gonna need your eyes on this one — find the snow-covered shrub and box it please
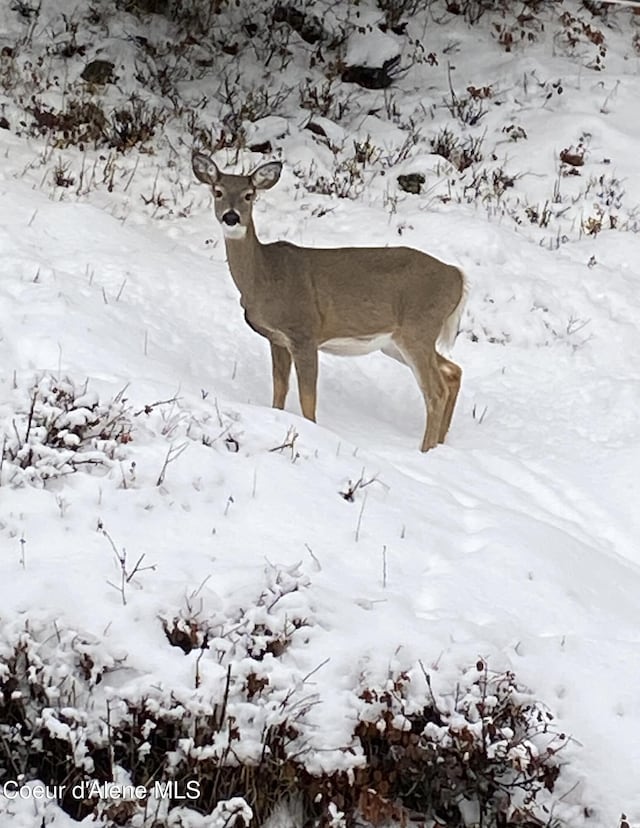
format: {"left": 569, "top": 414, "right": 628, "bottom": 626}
{"left": 110, "top": 563, "right": 318, "bottom": 820}
{"left": 26, "top": 94, "right": 166, "bottom": 152}
{"left": 0, "top": 618, "right": 118, "bottom": 820}
{"left": 0, "top": 375, "right": 132, "bottom": 487}
{"left": 353, "top": 661, "right": 568, "bottom": 828}
{"left": 0, "top": 564, "right": 577, "bottom": 827}
{"left": 555, "top": 7, "right": 607, "bottom": 71}
{"left": 0, "top": 564, "right": 316, "bottom": 822}
{"left": 162, "top": 560, "right": 310, "bottom": 658}
{"left": 295, "top": 157, "right": 368, "bottom": 200}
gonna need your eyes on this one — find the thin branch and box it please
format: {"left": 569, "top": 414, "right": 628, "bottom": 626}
{"left": 134, "top": 396, "right": 181, "bottom": 417}
{"left": 156, "top": 441, "right": 188, "bottom": 486}
{"left": 355, "top": 491, "right": 368, "bottom": 542}
{"left": 302, "top": 657, "right": 330, "bottom": 684}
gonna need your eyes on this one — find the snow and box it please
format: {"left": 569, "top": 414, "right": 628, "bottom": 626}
{"left": 0, "top": 1, "right": 639, "bottom": 826}
{"left": 345, "top": 29, "right": 401, "bottom": 68}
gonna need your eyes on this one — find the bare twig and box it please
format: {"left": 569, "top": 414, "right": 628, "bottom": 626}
{"left": 340, "top": 468, "right": 381, "bottom": 501}
{"left": 269, "top": 426, "right": 299, "bottom": 460}
{"left": 214, "top": 664, "right": 232, "bottom": 729}
{"left": 472, "top": 403, "right": 488, "bottom": 424}
{"left": 194, "top": 632, "right": 210, "bottom": 689}
{"left": 133, "top": 395, "right": 181, "bottom": 416}
{"left": 305, "top": 542, "right": 321, "bottom": 571}
{"left": 102, "top": 528, "right": 156, "bottom": 605}
{"left": 355, "top": 491, "right": 368, "bottom": 542}
{"left": 0, "top": 433, "right": 6, "bottom": 482}
{"left": 115, "top": 278, "right": 127, "bottom": 302}
{"left": 156, "top": 441, "right": 188, "bottom": 486}
{"left": 301, "top": 657, "right": 330, "bottom": 684}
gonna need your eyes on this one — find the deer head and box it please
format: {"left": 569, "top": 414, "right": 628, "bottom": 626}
{"left": 192, "top": 153, "right": 282, "bottom": 239}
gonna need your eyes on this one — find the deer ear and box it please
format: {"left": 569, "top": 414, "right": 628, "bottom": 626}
{"left": 250, "top": 161, "right": 282, "bottom": 190}
{"left": 192, "top": 153, "right": 220, "bottom": 186}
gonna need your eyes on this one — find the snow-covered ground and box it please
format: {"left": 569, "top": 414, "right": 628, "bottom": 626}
{"left": 0, "top": 1, "right": 639, "bottom": 826}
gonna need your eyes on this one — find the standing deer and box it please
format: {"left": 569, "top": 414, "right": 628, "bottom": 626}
{"left": 192, "top": 153, "right": 467, "bottom": 451}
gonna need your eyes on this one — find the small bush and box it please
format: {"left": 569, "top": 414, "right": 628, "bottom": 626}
{"left": 444, "top": 84, "right": 489, "bottom": 126}
{"left": 0, "top": 617, "right": 118, "bottom": 820}
{"left": 431, "top": 127, "right": 484, "bottom": 171}
{"left": 0, "top": 375, "right": 132, "bottom": 487}
{"left": 463, "top": 165, "right": 516, "bottom": 203}
{"left": 556, "top": 9, "right": 607, "bottom": 70}
{"left": 354, "top": 661, "right": 567, "bottom": 828}
{"left": 25, "top": 94, "right": 165, "bottom": 152}
{"left": 108, "top": 96, "right": 166, "bottom": 152}
{"left": 28, "top": 98, "right": 108, "bottom": 149}
{"left": 300, "top": 78, "right": 351, "bottom": 122}
{"left": 295, "top": 156, "right": 368, "bottom": 200}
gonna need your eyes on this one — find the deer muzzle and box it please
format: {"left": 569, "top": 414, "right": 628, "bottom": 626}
{"left": 222, "top": 210, "right": 240, "bottom": 226}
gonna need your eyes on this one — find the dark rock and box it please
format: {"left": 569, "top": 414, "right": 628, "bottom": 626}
{"left": 341, "top": 55, "right": 401, "bottom": 90}
{"left": 304, "top": 121, "right": 327, "bottom": 138}
{"left": 249, "top": 141, "right": 273, "bottom": 154}
{"left": 397, "top": 173, "right": 426, "bottom": 195}
{"left": 81, "top": 60, "right": 115, "bottom": 85}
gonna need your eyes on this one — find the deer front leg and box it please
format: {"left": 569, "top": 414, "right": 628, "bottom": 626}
{"left": 270, "top": 343, "right": 292, "bottom": 409}
{"left": 291, "top": 343, "right": 318, "bottom": 422}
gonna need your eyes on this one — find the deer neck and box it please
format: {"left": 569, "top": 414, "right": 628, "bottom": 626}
{"left": 223, "top": 219, "right": 266, "bottom": 300}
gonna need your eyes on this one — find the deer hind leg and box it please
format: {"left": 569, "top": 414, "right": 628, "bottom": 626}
{"left": 291, "top": 342, "right": 318, "bottom": 422}
{"left": 436, "top": 354, "right": 462, "bottom": 444}
{"left": 395, "top": 339, "right": 448, "bottom": 452}
{"left": 270, "top": 343, "right": 292, "bottom": 410}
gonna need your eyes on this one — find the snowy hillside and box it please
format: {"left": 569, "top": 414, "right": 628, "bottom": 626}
{"left": 0, "top": 1, "right": 639, "bottom": 827}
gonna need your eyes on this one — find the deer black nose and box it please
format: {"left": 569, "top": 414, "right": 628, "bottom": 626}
{"left": 222, "top": 210, "right": 240, "bottom": 226}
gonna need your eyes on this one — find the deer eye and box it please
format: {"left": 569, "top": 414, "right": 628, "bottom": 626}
{"left": 214, "top": 188, "right": 223, "bottom": 199}
{"left": 243, "top": 191, "right": 254, "bottom": 202}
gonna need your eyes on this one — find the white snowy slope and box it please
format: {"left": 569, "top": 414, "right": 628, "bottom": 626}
{"left": 0, "top": 2, "right": 640, "bottom": 827}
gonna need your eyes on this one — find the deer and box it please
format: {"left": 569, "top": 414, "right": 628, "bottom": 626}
{"left": 192, "top": 153, "right": 467, "bottom": 452}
